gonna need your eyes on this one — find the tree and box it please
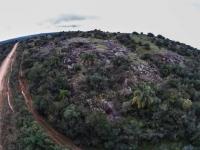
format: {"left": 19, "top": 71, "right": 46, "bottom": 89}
{"left": 132, "top": 90, "right": 144, "bottom": 109}
{"left": 147, "top": 33, "right": 155, "bottom": 37}
{"left": 132, "top": 85, "right": 160, "bottom": 109}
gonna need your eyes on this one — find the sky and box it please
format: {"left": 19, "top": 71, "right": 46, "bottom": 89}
{"left": 0, "top": 0, "right": 199, "bottom": 49}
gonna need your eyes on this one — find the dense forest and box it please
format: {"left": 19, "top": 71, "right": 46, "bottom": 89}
{"left": 1, "top": 30, "right": 200, "bottom": 150}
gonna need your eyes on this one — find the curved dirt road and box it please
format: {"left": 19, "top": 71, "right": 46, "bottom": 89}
{"left": 0, "top": 43, "right": 18, "bottom": 110}
{"left": 0, "top": 43, "right": 18, "bottom": 150}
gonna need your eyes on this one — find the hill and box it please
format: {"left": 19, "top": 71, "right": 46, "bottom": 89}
{"left": 1, "top": 30, "right": 200, "bottom": 150}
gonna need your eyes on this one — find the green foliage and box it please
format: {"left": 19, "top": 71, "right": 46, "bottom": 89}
{"left": 34, "top": 98, "right": 49, "bottom": 116}
{"left": 181, "top": 99, "right": 192, "bottom": 110}
{"left": 28, "top": 62, "right": 43, "bottom": 82}
{"left": 86, "top": 73, "right": 109, "bottom": 92}
{"left": 80, "top": 52, "right": 96, "bottom": 66}
{"left": 194, "top": 80, "right": 200, "bottom": 91}
{"left": 143, "top": 43, "right": 151, "bottom": 50}
{"left": 20, "top": 121, "right": 62, "bottom": 150}
{"left": 58, "top": 89, "right": 69, "bottom": 101}
{"left": 50, "top": 56, "right": 60, "bottom": 67}
{"left": 112, "top": 56, "right": 130, "bottom": 67}
{"left": 132, "top": 84, "right": 160, "bottom": 109}
{"left": 132, "top": 90, "right": 144, "bottom": 109}
{"left": 11, "top": 90, "right": 63, "bottom": 150}
{"left": 116, "top": 34, "right": 136, "bottom": 50}
{"left": 6, "top": 30, "right": 200, "bottom": 150}
{"left": 63, "top": 104, "right": 81, "bottom": 120}
{"left": 86, "top": 112, "right": 112, "bottom": 138}
{"left": 72, "top": 64, "right": 81, "bottom": 72}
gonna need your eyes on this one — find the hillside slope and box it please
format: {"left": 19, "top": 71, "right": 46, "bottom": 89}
{"left": 1, "top": 30, "right": 200, "bottom": 150}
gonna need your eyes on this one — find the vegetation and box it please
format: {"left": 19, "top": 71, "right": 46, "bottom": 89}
{"left": 1, "top": 30, "right": 200, "bottom": 150}
{"left": 132, "top": 84, "right": 160, "bottom": 109}
{"left": 3, "top": 51, "right": 65, "bottom": 150}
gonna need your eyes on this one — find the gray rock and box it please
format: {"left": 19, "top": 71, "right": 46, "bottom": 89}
{"left": 122, "top": 101, "right": 132, "bottom": 112}
{"left": 115, "top": 52, "right": 124, "bottom": 56}
{"left": 120, "top": 87, "right": 132, "bottom": 96}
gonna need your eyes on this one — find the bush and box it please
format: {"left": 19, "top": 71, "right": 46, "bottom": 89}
{"left": 181, "top": 99, "right": 192, "bottom": 110}
{"left": 86, "top": 73, "right": 109, "bottom": 92}
{"left": 72, "top": 64, "right": 81, "bottom": 72}
{"left": 147, "top": 33, "right": 155, "bottom": 37}
{"left": 116, "top": 34, "right": 136, "bottom": 50}
{"left": 112, "top": 56, "right": 130, "bottom": 70}
{"left": 58, "top": 89, "right": 69, "bottom": 101}
{"left": 132, "top": 84, "right": 160, "bottom": 109}
{"left": 63, "top": 104, "right": 81, "bottom": 120}
{"left": 28, "top": 62, "right": 43, "bottom": 82}
{"left": 157, "top": 35, "right": 165, "bottom": 39}
{"left": 80, "top": 52, "right": 96, "bottom": 66}
{"left": 34, "top": 98, "right": 49, "bottom": 116}
{"left": 143, "top": 43, "right": 151, "bottom": 50}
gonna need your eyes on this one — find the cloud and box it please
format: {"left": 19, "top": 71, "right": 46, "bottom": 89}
{"left": 192, "top": 2, "right": 200, "bottom": 10}
{"left": 49, "top": 14, "right": 97, "bottom": 25}
{"left": 57, "top": 24, "right": 80, "bottom": 28}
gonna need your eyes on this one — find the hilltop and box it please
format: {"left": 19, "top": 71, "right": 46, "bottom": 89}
{"left": 0, "top": 30, "right": 200, "bottom": 150}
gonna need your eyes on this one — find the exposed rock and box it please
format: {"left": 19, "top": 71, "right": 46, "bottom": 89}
{"left": 114, "top": 52, "right": 124, "bottom": 56}
{"left": 122, "top": 101, "right": 132, "bottom": 113}
{"left": 131, "top": 62, "right": 162, "bottom": 83}
{"left": 155, "top": 50, "right": 185, "bottom": 65}
{"left": 119, "top": 87, "right": 132, "bottom": 96}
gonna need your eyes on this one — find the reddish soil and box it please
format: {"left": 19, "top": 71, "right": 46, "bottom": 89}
{"left": 0, "top": 43, "right": 18, "bottom": 150}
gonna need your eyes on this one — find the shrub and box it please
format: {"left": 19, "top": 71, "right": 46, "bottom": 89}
{"left": 181, "top": 99, "right": 192, "bottom": 110}
{"left": 158, "top": 64, "right": 173, "bottom": 77}
{"left": 27, "top": 62, "right": 43, "bottom": 82}
{"left": 116, "top": 34, "right": 136, "bottom": 50}
{"left": 58, "top": 89, "right": 69, "bottom": 101}
{"left": 147, "top": 33, "right": 155, "bottom": 37}
{"left": 63, "top": 104, "right": 81, "bottom": 120}
{"left": 157, "top": 35, "right": 165, "bottom": 39}
{"left": 20, "top": 121, "right": 62, "bottom": 150}
{"left": 132, "top": 90, "right": 144, "bottom": 109}
{"left": 80, "top": 52, "right": 96, "bottom": 66}
{"left": 112, "top": 56, "right": 130, "bottom": 70}
{"left": 72, "top": 64, "right": 81, "bottom": 72}
{"left": 143, "top": 43, "right": 151, "bottom": 50}
{"left": 34, "top": 98, "right": 49, "bottom": 116}
{"left": 194, "top": 80, "right": 200, "bottom": 90}
{"left": 86, "top": 73, "right": 109, "bottom": 92}
{"left": 132, "top": 84, "right": 160, "bottom": 109}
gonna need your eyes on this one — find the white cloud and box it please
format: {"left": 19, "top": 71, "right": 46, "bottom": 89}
{"left": 192, "top": 2, "right": 200, "bottom": 10}
{"left": 0, "top": 0, "right": 199, "bottom": 49}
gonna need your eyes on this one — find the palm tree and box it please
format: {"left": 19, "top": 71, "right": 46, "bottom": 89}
{"left": 132, "top": 90, "right": 144, "bottom": 109}
{"left": 59, "top": 89, "right": 69, "bottom": 101}
{"left": 132, "top": 85, "right": 157, "bottom": 109}
{"left": 80, "top": 53, "right": 96, "bottom": 66}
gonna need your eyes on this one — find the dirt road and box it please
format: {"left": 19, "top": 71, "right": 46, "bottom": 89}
{"left": 0, "top": 43, "right": 18, "bottom": 110}
{"left": 0, "top": 43, "right": 18, "bottom": 150}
